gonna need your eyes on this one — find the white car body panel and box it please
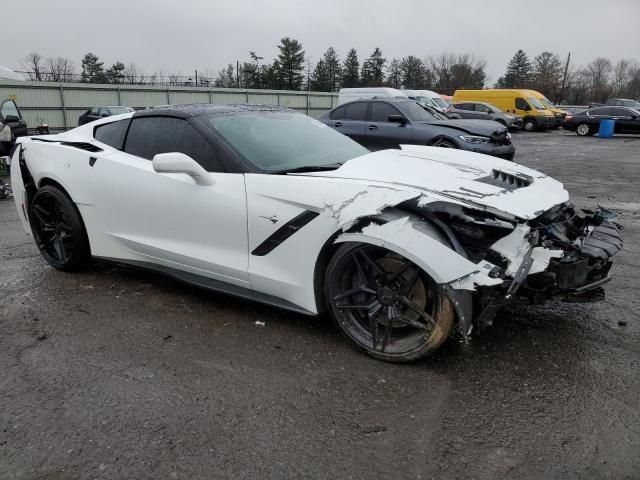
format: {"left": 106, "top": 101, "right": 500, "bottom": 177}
{"left": 11, "top": 113, "right": 577, "bottom": 317}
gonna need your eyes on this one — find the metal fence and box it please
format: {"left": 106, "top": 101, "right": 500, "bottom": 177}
{"left": 0, "top": 81, "right": 338, "bottom": 131}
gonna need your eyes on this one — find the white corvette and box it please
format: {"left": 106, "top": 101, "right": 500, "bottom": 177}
{"left": 10, "top": 105, "right": 622, "bottom": 362}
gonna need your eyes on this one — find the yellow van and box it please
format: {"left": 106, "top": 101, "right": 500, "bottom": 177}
{"left": 528, "top": 91, "right": 568, "bottom": 127}
{"left": 453, "top": 89, "right": 556, "bottom": 131}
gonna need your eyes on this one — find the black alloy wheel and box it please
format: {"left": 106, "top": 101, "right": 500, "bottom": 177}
{"left": 29, "top": 185, "right": 91, "bottom": 271}
{"left": 325, "top": 243, "right": 455, "bottom": 362}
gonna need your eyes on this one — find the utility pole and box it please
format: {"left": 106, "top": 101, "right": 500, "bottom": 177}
{"left": 236, "top": 60, "right": 240, "bottom": 88}
{"left": 559, "top": 52, "right": 571, "bottom": 104}
{"left": 195, "top": 70, "right": 198, "bottom": 86}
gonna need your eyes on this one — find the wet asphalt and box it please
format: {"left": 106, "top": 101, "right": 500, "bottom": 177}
{"left": 0, "top": 130, "right": 639, "bottom": 480}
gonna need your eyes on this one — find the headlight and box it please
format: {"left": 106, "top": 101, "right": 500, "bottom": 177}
{"left": 459, "top": 135, "right": 490, "bottom": 144}
{"left": 0, "top": 124, "right": 11, "bottom": 143}
{"left": 506, "top": 132, "right": 512, "bottom": 140}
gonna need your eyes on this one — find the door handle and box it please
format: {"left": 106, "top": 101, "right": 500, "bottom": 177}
{"left": 334, "top": 122, "right": 342, "bottom": 127}
{"left": 368, "top": 125, "right": 378, "bottom": 131}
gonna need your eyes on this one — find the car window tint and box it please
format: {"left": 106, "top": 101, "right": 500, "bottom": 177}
{"left": 343, "top": 102, "right": 368, "bottom": 121}
{"left": 590, "top": 107, "right": 612, "bottom": 116}
{"left": 124, "top": 116, "right": 223, "bottom": 172}
{"left": 94, "top": 119, "right": 130, "bottom": 150}
{"left": 515, "top": 98, "right": 529, "bottom": 110}
{"left": 370, "top": 102, "right": 402, "bottom": 122}
{"left": 90, "top": 107, "right": 99, "bottom": 115}
{"left": 610, "top": 107, "right": 631, "bottom": 116}
{"left": 1, "top": 100, "right": 20, "bottom": 119}
{"left": 331, "top": 106, "right": 346, "bottom": 120}
{"left": 475, "top": 104, "right": 490, "bottom": 113}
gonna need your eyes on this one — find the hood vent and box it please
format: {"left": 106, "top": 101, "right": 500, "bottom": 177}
{"left": 476, "top": 169, "right": 533, "bottom": 191}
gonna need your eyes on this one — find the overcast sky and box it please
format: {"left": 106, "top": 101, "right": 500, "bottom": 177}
{"left": 6, "top": 0, "right": 639, "bottom": 83}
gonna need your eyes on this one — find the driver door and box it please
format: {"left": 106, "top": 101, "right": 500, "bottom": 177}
{"left": 89, "top": 116, "right": 249, "bottom": 286}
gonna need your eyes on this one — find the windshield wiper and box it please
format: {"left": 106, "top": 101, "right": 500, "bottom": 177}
{"left": 274, "top": 163, "right": 343, "bottom": 174}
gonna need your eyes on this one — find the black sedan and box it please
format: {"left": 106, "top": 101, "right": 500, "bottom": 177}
{"left": 78, "top": 106, "right": 134, "bottom": 126}
{"left": 318, "top": 99, "right": 515, "bottom": 161}
{"left": 563, "top": 106, "right": 640, "bottom": 136}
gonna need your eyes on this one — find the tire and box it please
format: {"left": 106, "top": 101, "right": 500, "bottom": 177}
{"left": 523, "top": 118, "right": 537, "bottom": 132}
{"left": 431, "top": 137, "right": 457, "bottom": 149}
{"left": 324, "top": 243, "right": 455, "bottom": 362}
{"left": 29, "top": 185, "right": 91, "bottom": 271}
{"left": 576, "top": 123, "right": 593, "bottom": 136}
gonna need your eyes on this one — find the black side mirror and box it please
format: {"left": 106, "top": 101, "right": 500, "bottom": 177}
{"left": 388, "top": 115, "right": 406, "bottom": 124}
{"left": 3, "top": 114, "right": 19, "bottom": 123}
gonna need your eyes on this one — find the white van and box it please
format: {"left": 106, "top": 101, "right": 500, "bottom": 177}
{"left": 403, "top": 90, "right": 449, "bottom": 112}
{"left": 337, "top": 87, "right": 408, "bottom": 105}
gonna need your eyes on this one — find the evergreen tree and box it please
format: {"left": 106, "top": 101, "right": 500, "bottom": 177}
{"left": 500, "top": 49, "right": 532, "bottom": 88}
{"left": 322, "top": 47, "right": 341, "bottom": 92}
{"left": 310, "top": 59, "right": 331, "bottom": 91}
{"left": 387, "top": 58, "right": 402, "bottom": 88}
{"left": 400, "top": 56, "right": 426, "bottom": 88}
{"left": 275, "top": 37, "right": 305, "bottom": 90}
{"left": 342, "top": 48, "right": 360, "bottom": 88}
{"left": 106, "top": 61, "right": 125, "bottom": 84}
{"left": 361, "top": 48, "right": 386, "bottom": 86}
{"left": 532, "top": 51, "right": 563, "bottom": 98}
{"left": 81, "top": 53, "right": 105, "bottom": 83}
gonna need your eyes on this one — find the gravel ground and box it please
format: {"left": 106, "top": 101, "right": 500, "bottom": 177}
{"left": 1, "top": 130, "right": 639, "bottom": 480}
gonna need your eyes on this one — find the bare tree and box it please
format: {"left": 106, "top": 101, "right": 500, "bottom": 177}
{"left": 612, "top": 59, "right": 633, "bottom": 96}
{"left": 585, "top": 57, "right": 613, "bottom": 102}
{"left": 22, "top": 52, "right": 45, "bottom": 81}
{"left": 46, "top": 57, "right": 75, "bottom": 82}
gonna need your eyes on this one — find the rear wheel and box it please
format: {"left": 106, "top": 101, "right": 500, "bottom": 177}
{"left": 325, "top": 243, "right": 455, "bottom": 362}
{"left": 576, "top": 123, "right": 593, "bottom": 136}
{"left": 29, "top": 185, "right": 91, "bottom": 271}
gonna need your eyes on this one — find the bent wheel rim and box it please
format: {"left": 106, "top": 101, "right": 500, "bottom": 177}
{"left": 31, "top": 193, "right": 75, "bottom": 264}
{"left": 331, "top": 246, "right": 446, "bottom": 356}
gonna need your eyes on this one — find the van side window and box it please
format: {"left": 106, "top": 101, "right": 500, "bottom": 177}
{"left": 515, "top": 98, "right": 529, "bottom": 110}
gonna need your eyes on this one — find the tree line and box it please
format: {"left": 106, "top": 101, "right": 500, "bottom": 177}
{"left": 19, "top": 40, "right": 640, "bottom": 104}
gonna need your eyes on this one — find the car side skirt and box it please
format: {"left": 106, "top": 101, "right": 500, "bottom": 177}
{"left": 95, "top": 256, "right": 317, "bottom": 316}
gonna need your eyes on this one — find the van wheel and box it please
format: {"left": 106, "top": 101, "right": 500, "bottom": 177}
{"left": 523, "top": 118, "right": 537, "bottom": 131}
{"left": 576, "top": 123, "right": 593, "bottom": 136}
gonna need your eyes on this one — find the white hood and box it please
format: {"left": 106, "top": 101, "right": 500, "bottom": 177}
{"left": 302, "top": 145, "right": 568, "bottom": 220}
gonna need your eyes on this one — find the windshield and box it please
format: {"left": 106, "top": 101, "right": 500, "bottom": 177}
{"left": 401, "top": 102, "right": 442, "bottom": 121}
{"left": 202, "top": 111, "right": 368, "bottom": 172}
{"left": 109, "top": 107, "right": 134, "bottom": 114}
{"left": 414, "top": 96, "right": 438, "bottom": 108}
{"left": 527, "top": 97, "right": 546, "bottom": 110}
{"left": 621, "top": 99, "right": 640, "bottom": 107}
{"left": 431, "top": 97, "right": 449, "bottom": 109}
{"left": 539, "top": 96, "right": 556, "bottom": 109}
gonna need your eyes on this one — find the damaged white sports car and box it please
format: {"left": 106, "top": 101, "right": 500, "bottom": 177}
{"left": 10, "top": 105, "right": 622, "bottom": 362}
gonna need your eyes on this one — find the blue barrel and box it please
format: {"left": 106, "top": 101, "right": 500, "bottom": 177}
{"left": 599, "top": 119, "right": 615, "bottom": 138}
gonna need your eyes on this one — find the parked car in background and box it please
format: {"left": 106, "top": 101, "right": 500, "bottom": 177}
{"left": 446, "top": 101, "right": 522, "bottom": 130}
{"left": 78, "top": 106, "right": 135, "bottom": 125}
{"left": 0, "top": 98, "right": 27, "bottom": 157}
{"left": 605, "top": 98, "right": 640, "bottom": 108}
{"left": 453, "top": 89, "right": 555, "bottom": 131}
{"left": 563, "top": 106, "right": 640, "bottom": 136}
{"left": 318, "top": 98, "right": 515, "bottom": 160}
{"left": 337, "top": 88, "right": 407, "bottom": 105}
{"left": 403, "top": 90, "right": 450, "bottom": 113}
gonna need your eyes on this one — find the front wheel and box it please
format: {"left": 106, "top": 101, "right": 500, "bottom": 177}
{"left": 325, "top": 243, "right": 455, "bottom": 362}
{"left": 29, "top": 185, "right": 91, "bottom": 271}
{"left": 523, "top": 118, "right": 537, "bottom": 132}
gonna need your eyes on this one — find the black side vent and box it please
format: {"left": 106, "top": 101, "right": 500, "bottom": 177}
{"left": 476, "top": 169, "right": 533, "bottom": 191}
{"left": 60, "top": 141, "right": 103, "bottom": 152}
{"left": 252, "top": 211, "right": 319, "bottom": 256}
{"left": 31, "top": 137, "right": 103, "bottom": 153}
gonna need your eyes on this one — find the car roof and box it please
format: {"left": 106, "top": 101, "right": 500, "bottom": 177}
{"left": 133, "top": 103, "right": 291, "bottom": 119}
{"left": 338, "top": 98, "right": 414, "bottom": 106}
